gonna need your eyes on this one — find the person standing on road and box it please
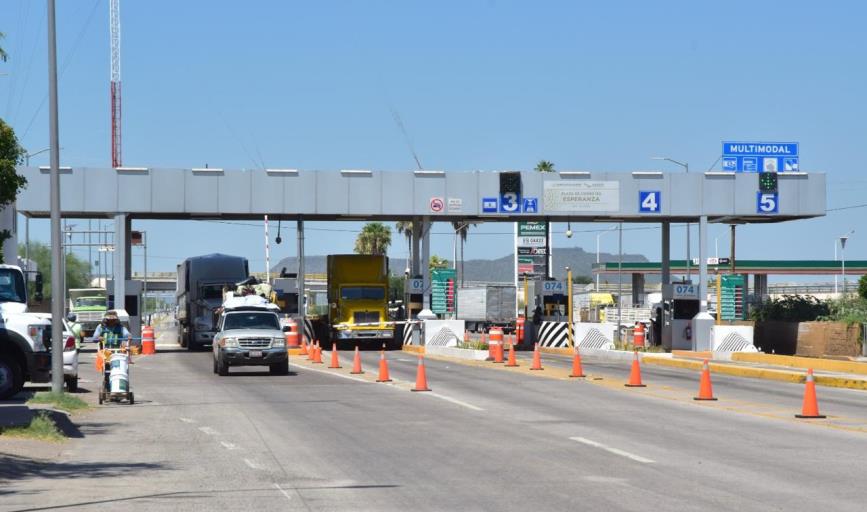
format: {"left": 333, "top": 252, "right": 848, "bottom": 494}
{"left": 92, "top": 310, "right": 131, "bottom": 349}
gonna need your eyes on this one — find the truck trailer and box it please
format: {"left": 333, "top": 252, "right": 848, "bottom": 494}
{"left": 176, "top": 254, "right": 249, "bottom": 350}
{"left": 457, "top": 284, "right": 517, "bottom": 333}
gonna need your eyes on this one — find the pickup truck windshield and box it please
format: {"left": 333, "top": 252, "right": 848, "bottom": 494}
{"left": 74, "top": 297, "right": 106, "bottom": 308}
{"left": 340, "top": 287, "right": 385, "bottom": 300}
{"left": 223, "top": 312, "right": 280, "bottom": 331}
{"left": 0, "top": 269, "right": 26, "bottom": 304}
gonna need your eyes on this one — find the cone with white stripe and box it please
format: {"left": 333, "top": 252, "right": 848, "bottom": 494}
{"left": 795, "top": 369, "right": 826, "bottom": 419}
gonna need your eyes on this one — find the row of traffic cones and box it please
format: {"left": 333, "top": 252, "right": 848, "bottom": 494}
{"left": 298, "top": 338, "right": 824, "bottom": 419}
{"left": 299, "top": 339, "right": 430, "bottom": 391}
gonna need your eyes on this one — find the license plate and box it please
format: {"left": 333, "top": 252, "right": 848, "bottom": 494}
{"left": 249, "top": 350, "right": 263, "bottom": 358}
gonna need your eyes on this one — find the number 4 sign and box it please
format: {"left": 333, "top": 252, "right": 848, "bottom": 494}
{"left": 639, "top": 191, "right": 661, "bottom": 213}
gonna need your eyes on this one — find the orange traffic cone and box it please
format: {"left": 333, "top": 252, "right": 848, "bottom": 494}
{"left": 694, "top": 359, "right": 717, "bottom": 400}
{"left": 299, "top": 340, "right": 309, "bottom": 356}
{"left": 493, "top": 339, "right": 504, "bottom": 363}
{"left": 411, "top": 355, "right": 431, "bottom": 392}
{"left": 505, "top": 342, "right": 519, "bottom": 367}
{"left": 329, "top": 343, "right": 342, "bottom": 369}
{"left": 624, "top": 351, "right": 646, "bottom": 387}
{"left": 350, "top": 346, "right": 364, "bottom": 374}
{"left": 530, "top": 343, "right": 543, "bottom": 371}
{"left": 376, "top": 348, "right": 392, "bottom": 382}
{"left": 569, "top": 347, "right": 586, "bottom": 378}
{"left": 795, "top": 369, "right": 826, "bottom": 419}
{"left": 313, "top": 342, "right": 323, "bottom": 364}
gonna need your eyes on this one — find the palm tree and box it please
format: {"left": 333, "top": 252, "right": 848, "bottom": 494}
{"left": 429, "top": 255, "right": 449, "bottom": 270}
{"left": 451, "top": 221, "right": 478, "bottom": 287}
{"left": 535, "top": 160, "right": 555, "bottom": 173}
{"left": 395, "top": 221, "right": 413, "bottom": 272}
{"left": 354, "top": 222, "right": 392, "bottom": 255}
{"left": 0, "top": 32, "right": 8, "bottom": 62}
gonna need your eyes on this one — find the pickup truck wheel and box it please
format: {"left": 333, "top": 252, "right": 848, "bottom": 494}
{"left": 65, "top": 375, "right": 79, "bottom": 393}
{"left": 212, "top": 356, "right": 218, "bottom": 374}
{"left": 217, "top": 357, "right": 229, "bottom": 376}
{"left": 0, "top": 354, "right": 24, "bottom": 400}
{"left": 270, "top": 360, "right": 289, "bottom": 375}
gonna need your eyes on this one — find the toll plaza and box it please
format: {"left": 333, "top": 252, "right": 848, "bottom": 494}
{"left": 13, "top": 166, "right": 826, "bottom": 348}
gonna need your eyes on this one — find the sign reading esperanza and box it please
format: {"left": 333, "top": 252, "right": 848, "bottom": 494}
{"left": 543, "top": 181, "right": 620, "bottom": 212}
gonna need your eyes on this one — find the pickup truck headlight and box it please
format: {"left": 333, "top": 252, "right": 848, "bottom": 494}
{"left": 271, "top": 337, "right": 285, "bottom": 347}
{"left": 220, "top": 337, "right": 238, "bottom": 348}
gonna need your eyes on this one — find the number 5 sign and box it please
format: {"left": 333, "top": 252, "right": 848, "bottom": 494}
{"left": 756, "top": 192, "right": 779, "bottom": 214}
{"left": 639, "top": 191, "right": 661, "bottom": 213}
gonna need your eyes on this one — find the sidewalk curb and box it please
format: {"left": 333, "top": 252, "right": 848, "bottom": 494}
{"left": 644, "top": 356, "right": 867, "bottom": 390}
{"left": 731, "top": 353, "right": 867, "bottom": 376}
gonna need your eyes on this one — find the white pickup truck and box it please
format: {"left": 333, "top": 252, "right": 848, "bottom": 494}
{"left": 0, "top": 264, "right": 53, "bottom": 400}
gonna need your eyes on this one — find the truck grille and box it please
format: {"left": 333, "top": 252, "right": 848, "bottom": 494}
{"left": 353, "top": 312, "right": 379, "bottom": 324}
{"left": 238, "top": 338, "right": 271, "bottom": 349}
{"left": 77, "top": 311, "right": 103, "bottom": 322}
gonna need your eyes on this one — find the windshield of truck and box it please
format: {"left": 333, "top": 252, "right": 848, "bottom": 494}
{"left": 340, "top": 287, "right": 385, "bottom": 300}
{"left": 223, "top": 312, "right": 280, "bottom": 331}
{"left": 74, "top": 297, "right": 106, "bottom": 308}
{"left": 201, "top": 284, "right": 224, "bottom": 300}
{"left": 0, "top": 269, "right": 26, "bottom": 304}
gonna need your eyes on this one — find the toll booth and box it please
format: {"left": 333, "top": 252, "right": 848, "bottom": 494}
{"left": 663, "top": 282, "right": 700, "bottom": 350}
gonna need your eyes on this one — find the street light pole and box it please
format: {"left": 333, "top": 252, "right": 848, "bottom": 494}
{"left": 47, "top": 0, "right": 65, "bottom": 394}
{"left": 840, "top": 231, "right": 854, "bottom": 294}
{"left": 652, "top": 157, "right": 690, "bottom": 281}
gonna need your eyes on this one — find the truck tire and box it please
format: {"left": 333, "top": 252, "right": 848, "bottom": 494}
{"left": 0, "top": 353, "right": 24, "bottom": 400}
{"left": 217, "top": 356, "right": 229, "bottom": 376}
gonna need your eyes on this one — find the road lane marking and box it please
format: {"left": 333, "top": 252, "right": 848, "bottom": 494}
{"left": 198, "top": 426, "right": 219, "bottom": 435}
{"left": 244, "top": 458, "right": 266, "bottom": 470}
{"left": 273, "top": 483, "right": 293, "bottom": 502}
{"left": 569, "top": 437, "right": 655, "bottom": 464}
{"left": 289, "top": 362, "right": 371, "bottom": 383}
{"left": 426, "top": 392, "right": 484, "bottom": 411}
{"left": 179, "top": 417, "right": 195, "bottom": 423}
{"left": 220, "top": 441, "right": 238, "bottom": 450}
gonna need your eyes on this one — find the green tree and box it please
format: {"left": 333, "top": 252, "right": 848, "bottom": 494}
{"left": 354, "top": 222, "right": 392, "bottom": 256}
{"left": 18, "top": 242, "right": 91, "bottom": 300}
{"left": 534, "top": 160, "right": 555, "bottom": 173}
{"left": 429, "top": 255, "right": 449, "bottom": 270}
{"left": 0, "top": 31, "right": 8, "bottom": 62}
{"left": 452, "top": 221, "right": 479, "bottom": 286}
{"left": 395, "top": 221, "right": 413, "bottom": 268}
{"left": 573, "top": 275, "right": 593, "bottom": 285}
{"left": 1, "top": 119, "right": 28, "bottom": 261}
{"left": 859, "top": 274, "right": 867, "bottom": 301}
{"left": 388, "top": 274, "right": 406, "bottom": 302}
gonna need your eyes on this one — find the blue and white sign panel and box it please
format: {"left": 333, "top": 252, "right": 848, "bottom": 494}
{"left": 638, "top": 191, "right": 661, "bottom": 213}
{"left": 722, "top": 141, "right": 799, "bottom": 173}
{"left": 482, "top": 197, "right": 498, "bottom": 213}
{"left": 756, "top": 192, "right": 779, "bottom": 214}
{"left": 523, "top": 197, "right": 539, "bottom": 213}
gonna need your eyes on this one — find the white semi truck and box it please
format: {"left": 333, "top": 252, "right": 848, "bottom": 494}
{"left": 0, "top": 264, "right": 52, "bottom": 400}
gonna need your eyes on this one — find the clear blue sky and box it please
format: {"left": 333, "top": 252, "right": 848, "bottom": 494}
{"left": 2, "top": 1, "right": 865, "bottom": 279}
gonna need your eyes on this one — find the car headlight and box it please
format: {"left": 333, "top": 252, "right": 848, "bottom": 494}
{"left": 222, "top": 337, "right": 238, "bottom": 348}
{"left": 271, "top": 337, "right": 285, "bottom": 347}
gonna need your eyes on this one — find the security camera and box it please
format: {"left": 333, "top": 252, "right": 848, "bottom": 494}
{"left": 566, "top": 228, "right": 573, "bottom": 238}
{"left": 275, "top": 235, "right": 282, "bottom": 244}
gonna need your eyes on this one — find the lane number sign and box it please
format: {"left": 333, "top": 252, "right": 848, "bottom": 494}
{"left": 756, "top": 192, "right": 779, "bottom": 214}
{"left": 639, "top": 191, "right": 661, "bottom": 213}
{"left": 405, "top": 278, "right": 424, "bottom": 293}
{"left": 540, "top": 281, "right": 565, "bottom": 295}
{"left": 499, "top": 192, "right": 521, "bottom": 213}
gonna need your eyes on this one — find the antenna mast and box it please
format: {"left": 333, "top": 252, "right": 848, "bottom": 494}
{"left": 110, "top": 0, "right": 122, "bottom": 167}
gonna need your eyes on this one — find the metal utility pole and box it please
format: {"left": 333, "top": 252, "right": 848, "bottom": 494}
{"left": 47, "top": 0, "right": 64, "bottom": 394}
{"left": 110, "top": 0, "right": 122, "bottom": 167}
{"left": 652, "top": 157, "right": 690, "bottom": 280}
{"left": 840, "top": 231, "right": 854, "bottom": 294}
{"left": 617, "top": 222, "right": 623, "bottom": 345}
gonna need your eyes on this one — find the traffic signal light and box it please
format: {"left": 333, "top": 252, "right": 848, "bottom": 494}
{"left": 759, "top": 171, "right": 778, "bottom": 193}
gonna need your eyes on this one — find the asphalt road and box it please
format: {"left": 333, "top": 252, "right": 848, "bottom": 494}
{"left": 3, "top": 335, "right": 867, "bottom": 511}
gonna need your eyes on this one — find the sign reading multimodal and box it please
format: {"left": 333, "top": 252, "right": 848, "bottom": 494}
{"left": 544, "top": 181, "right": 620, "bottom": 212}
{"left": 515, "top": 221, "right": 549, "bottom": 281}
{"left": 722, "top": 142, "right": 799, "bottom": 173}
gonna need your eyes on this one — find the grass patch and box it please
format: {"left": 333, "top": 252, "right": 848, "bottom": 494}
{"left": 457, "top": 341, "right": 489, "bottom": 350}
{"left": 1, "top": 411, "right": 64, "bottom": 442}
{"left": 28, "top": 392, "right": 88, "bottom": 413}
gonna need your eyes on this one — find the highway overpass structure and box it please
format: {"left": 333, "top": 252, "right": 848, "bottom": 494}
{"left": 10, "top": 166, "right": 826, "bottom": 348}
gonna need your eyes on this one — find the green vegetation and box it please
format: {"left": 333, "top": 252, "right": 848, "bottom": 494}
{"left": 28, "top": 391, "right": 89, "bottom": 413}
{"left": 354, "top": 222, "right": 392, "bottom": 255}
{"left": 750, "top": 295, "right": 830, "bottom": 322}
{"left": 573, "top": 275, "right": 593, "bottom": 285}
{"left": 859, "top": 274, "right": 867, "bottom": 301}
{"left": 1, "top": 118, "right": 27, "bottom": 262}
{"left": 534, "top": 160, "right": 555, "bottom": 173}
{"left": 18, "top": 242, "right": 93, "bottom": 299}
{"left": 429, "top": 255, "right": 449, "bottom": 270}
{"left": 820, "top": 297, "right": 867, "bottom": 325}
{"left": 458, "top": 340, "right": 489, "bottom": 350}
{"left": 388, "top": 274, "right": 405, "bottom": 301}
{"left": 1, "top": 411, "right": 64, "bottom": 442}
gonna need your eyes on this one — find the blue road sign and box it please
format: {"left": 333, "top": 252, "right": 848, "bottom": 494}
{"left": 482, "top": 197, "right": 498, "bottom": 213}
{"left": 638, "top": 191, "right": 661, "bottom": 213}
{"left": 499, "top": 192, "right": 521, "bottom": 213}
{"left": 756, "top": 192, "right": 779, "bottom": 214}
{"left": 522, "top": 197, "right": 538, "bottom": 213}
{"left": 722, "top": 141, "right": 799, "bottom": 173}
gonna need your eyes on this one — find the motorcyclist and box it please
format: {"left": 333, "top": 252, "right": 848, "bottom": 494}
{"left": 92, "top": 310, "right": 131, "bottom": 349}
